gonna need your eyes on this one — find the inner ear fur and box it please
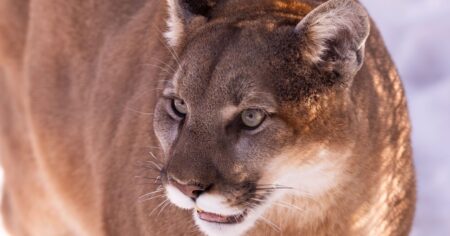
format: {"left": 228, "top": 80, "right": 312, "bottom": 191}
{"left": 165, "top": 0, "right": 218, "bottom": 47}
{"left": 295, "top": 0, "right": 370, "bottom": 77}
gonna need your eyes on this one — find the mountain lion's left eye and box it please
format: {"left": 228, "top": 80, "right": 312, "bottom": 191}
{"left": 171, "top": 98, "right": 187, "bottom": 117}
{"left": 241, "top": 109, "right": 265, "bottom": 129}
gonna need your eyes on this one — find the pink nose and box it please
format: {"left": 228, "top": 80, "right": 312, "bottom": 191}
{"left": 170, "top": 179, "right": 206, "bottom": 199}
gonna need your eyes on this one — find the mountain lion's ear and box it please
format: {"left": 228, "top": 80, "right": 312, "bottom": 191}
{"left": 295, "top": 0, "right": 370, "bottom": 77}
{"left": 165, "top": 0, "right": 218, "bottom": 47}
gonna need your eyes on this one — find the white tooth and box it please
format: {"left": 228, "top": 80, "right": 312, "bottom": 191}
{"left": 195, "top": 206, "right": 203, "bottom": 212}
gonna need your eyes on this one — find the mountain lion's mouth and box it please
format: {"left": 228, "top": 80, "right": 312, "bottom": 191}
{"left": 196, "top": 208, "right": 248, "bottom": 224}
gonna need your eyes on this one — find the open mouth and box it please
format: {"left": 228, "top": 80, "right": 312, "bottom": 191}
{"left": 196, "top": 208, "right": 248, "bottom": 224}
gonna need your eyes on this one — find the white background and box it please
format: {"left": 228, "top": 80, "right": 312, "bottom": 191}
{"left": 1, "top": 0, "right": 449, "bottom": 235}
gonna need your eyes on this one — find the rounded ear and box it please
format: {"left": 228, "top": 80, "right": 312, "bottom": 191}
{"left": 165, "top": 0, "right": 218, "bottom": 47}
{"left": 295, "top": 0, "right": 370, "bottom": 77}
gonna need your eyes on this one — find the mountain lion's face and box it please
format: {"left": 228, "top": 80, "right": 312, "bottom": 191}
{"left": 153, "top": 0, "right": 369, "bottom": 235}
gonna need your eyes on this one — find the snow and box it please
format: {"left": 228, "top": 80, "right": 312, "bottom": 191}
{"left": 360, "top": 0, "right": 450, "bottom": 235}
{"left": 1, "top": 0, "right": 449, "bottom": 235}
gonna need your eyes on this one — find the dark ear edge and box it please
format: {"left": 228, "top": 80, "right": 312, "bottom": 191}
{"left": 165, "top": 0, "right": 217, "bottom": 47}
{"left": 295, "top": 0, "right": 370, "bottom": 76}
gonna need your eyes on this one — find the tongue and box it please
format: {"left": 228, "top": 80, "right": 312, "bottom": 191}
{"left": 198, "top": 211, "right": 231, "bottom": 223}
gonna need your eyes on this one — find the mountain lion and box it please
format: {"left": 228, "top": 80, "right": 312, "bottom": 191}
{"left": 0, "top": 0, "right": 415, "bottom": 235}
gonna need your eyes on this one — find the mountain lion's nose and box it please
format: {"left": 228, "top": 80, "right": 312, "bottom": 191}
{"left": 170, "top": 179, "right": 207, "bottom": 199}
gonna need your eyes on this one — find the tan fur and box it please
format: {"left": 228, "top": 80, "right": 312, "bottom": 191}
{"left": 0, "top": 0, "right": 415, "bottom": 235}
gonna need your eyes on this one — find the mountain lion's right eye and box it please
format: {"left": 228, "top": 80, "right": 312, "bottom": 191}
{"left": 171, "top": 98, "right": 187, "bottom": 117}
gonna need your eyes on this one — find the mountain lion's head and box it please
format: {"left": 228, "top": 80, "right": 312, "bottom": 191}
{"left": 153, "top": 0, "right": 370, "bottom": 235}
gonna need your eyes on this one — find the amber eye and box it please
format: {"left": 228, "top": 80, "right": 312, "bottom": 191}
{"left": 171, "top": 98, "right": 187, "bottom": 117}
{"left": 241, "top": 109, "right": 265, "bottom": 129}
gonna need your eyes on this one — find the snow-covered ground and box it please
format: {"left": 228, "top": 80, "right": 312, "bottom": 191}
{"left": 0, "top": 1, "right": 448, "bottom": 235}
{"left": 361, "top": 0, "right": 450, "bottom": 235}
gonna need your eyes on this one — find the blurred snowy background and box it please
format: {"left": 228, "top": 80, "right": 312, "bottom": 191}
{"left": 0, "top": 0, "right": 449, "bottom": 235}
{"left": 360, "top": 0, "right": 450, "bottom": 235}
